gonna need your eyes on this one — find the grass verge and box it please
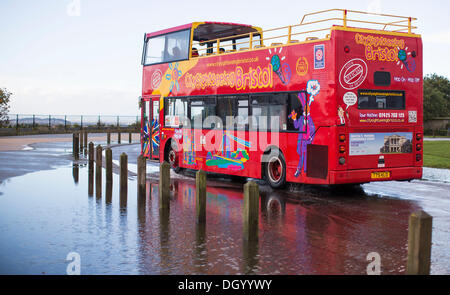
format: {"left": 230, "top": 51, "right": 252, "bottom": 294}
{"left": 423, "top": 141, "right": 450, "bottom": 169}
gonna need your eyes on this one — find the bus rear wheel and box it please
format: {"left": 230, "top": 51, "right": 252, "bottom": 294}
{"left": 265, "top": 151, "right": 286, "bottom": 189}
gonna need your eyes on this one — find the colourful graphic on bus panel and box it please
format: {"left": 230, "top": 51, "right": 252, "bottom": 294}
{"left": 142, "top": 121, "right": 151, "bottom": 157}
{"left": 206, "top": 132, "right": 251, "bottom": 171}
{"left": 165, "top": 62, "right": 183, "bottom": 93}
{"left": 151, "top": 118, "right": 160, "bottom": 156}
{"left": 183, "top": 129, "right": 197, "bottom": 166}
{"left": 266, "top": 47, "right": 292, "bottom": 85}
{"left": 397, "top": 47, "right": 416, "bottom": 73}
{"left": 288, "top": 82, "right": 320, "bottom": 178}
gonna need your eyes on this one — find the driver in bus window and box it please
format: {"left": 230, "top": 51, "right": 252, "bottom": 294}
{"left": 172, "top": 46, "right": 182, "bottom": 60}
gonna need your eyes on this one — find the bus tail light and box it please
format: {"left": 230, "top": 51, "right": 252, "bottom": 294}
{"left": 416, "top": 144, "right": 422, "bottom": 151}
{"left": 339, "top": 145, "right": 345, "bottom": 153}
{"left": 339, "top": 134, "right": 346, "bottom": 142}
{"left": 416, "top": 154, "right": 421, "bottom": 161}
{"left": 416, "top": 133, "right": 422, "bottom": 141}
{"left": 339, "top": 157, "right": 346, "bottom": 165}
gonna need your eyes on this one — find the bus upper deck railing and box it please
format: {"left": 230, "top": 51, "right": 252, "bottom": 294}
{"left": 192, "top": 9, "right": 418, "bottom": 57}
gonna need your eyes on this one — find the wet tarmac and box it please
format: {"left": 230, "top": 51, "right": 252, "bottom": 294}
{"left": 0, "top": 140, "right": 448, "bottom": 274}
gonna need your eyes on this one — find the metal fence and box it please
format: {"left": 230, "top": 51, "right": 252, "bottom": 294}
{"left": 2, "top": 114, "right": 140, "bottom": 133}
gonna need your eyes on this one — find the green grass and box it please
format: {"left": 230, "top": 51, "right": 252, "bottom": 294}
{"left": 423, "top": 141, "right": 450, "bottom": 169}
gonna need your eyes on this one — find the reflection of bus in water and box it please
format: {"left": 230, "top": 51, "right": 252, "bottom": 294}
{"left": 140, "top": 9, "right": 423, "bottom": 187}
{"left": 144, "top": 178, "right": 419, "bottom": 274}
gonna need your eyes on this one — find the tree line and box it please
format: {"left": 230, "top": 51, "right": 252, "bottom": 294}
{"left": 423, "top": 74, "right": 450, "bottom": 121}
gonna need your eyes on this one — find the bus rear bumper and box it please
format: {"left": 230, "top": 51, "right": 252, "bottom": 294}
{"left": 329, "top": 166, "right": 423, "bottom": 185}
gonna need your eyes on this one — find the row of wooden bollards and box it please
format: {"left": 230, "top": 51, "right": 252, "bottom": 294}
{"left": 76, "top": 139, "right": 433, "bottom": 274}
{"left": 159, "top": 160, "right": 434, "bottom": 274}
{"left": 72, "top": 132, "right": 135, "bottom": 160}
{"left": 158, "top": 161, "right": 260, "bottom": 242}
{"left": 86, "top": 142, "right": 147, "bottom": 207}
{"left": 106, "top": 131, "right": 133, "bottom": 145}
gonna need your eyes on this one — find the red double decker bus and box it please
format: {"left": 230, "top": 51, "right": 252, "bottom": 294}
{"left": 140, "top": 9, "right": 423, "bottom": 187}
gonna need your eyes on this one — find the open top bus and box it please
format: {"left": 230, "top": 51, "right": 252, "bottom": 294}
{"left": 139, "top": 9, "right": 423, "bottom": 187}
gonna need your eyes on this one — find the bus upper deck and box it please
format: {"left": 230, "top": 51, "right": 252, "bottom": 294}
{"left": 142, "top": 9, "right": 418, "bottom": 66}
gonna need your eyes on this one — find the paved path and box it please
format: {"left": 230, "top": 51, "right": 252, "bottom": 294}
{"left": 0, "top": 133, "right": 140, "bottom": 151}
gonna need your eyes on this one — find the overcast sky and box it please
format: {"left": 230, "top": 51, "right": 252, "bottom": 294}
{"left": 1, "top": 0, "right": 449, "bottom": 115}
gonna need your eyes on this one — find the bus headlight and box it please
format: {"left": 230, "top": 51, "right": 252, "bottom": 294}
{"left": 339, "top": 157, "right": 346, "bottom": 165}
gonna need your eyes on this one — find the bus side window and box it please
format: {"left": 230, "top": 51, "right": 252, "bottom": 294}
{"left": 269, "top": 94, "right": 287, "bottom": 131}
{"left": 287, "top": 93, "right": 304, "bottom": 131}
{"left": 190, "top": 99, "right": 204, "bottom": 128}
{"left": 165, "top": 97, "right": 187, "bottom": 127}
{"left": 217, "top": 96, "right": 236, "bottom": 128}
{"left": 250, "top": 95, "right": 269, "bottom": 131}
{"left": 236, "top": 96, "right": 249, "bottom": 130}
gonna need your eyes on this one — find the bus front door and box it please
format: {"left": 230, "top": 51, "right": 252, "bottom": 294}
{"left": 149, "top": 98, "right": 160, "bottom": 159}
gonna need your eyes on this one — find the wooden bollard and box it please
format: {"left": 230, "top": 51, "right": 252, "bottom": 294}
{"left": 118, "top": 132, "right": 121, "bottom": 144}
{"left": 105, "top": 178, "right": 112, "bottom": 204}
{"left": 84, "top": 132, "right": 88, "bottom": 150}
{"left": 105, "top": 148, "right": 112, "bottom": 183}
{"left": 107, "top": 132, "right": 111, "bottom": 145}
{"left": 129, "top": 132, "right": 132, "bottom": 143}
{"left": 95, "top": 145, "right": 102, "bottom": 198}
{"left": 243, "top": 235, "right": 259, "bottom": 274}
{"left": 159, "top": 161, "right": 170, "bottom": 211}
{"left": 243, "top": 181, "right": 259, "bottom": 242}
{"left": 196, "top": 170, "right": 206, "bottom": 223}
{"left": 137, "top": 155, "right": 146, "bottom": 199}
{"left": 79, "top": 132, "right": 83, "bottom": 152}
{"left": 120, "top": 153, "right": 128, "bottom": 208}
{"left": 88, "top": 142, "right": 94, "bottom": 196}
{"left": 72, "top": 133, "right": 75, "bottom": 156}
{"left": 105, "top": 148, "right": 112, "bottom": 203}
{"left": 407, "top": 210, "right": 433, "bottom": 275}
{"left": 73, "top": 133, "right": 79, "bottom": 160}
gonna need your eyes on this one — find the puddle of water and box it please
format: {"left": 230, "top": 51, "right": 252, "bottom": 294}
{"left": 362, "top": 178, "right": 450, "bottom": 275}
{"left": 423, "top": 167, "right": 450, "bottom": 183}
{"left": 0, "top": 142, "right": 448, "bottom": 274}
{"left": 0, "top": 163, "right": 431, "bottom": 275}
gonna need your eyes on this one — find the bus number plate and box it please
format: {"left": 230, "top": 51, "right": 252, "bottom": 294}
{"left": 371, "top": 171, "right": 390, "bottom": 179}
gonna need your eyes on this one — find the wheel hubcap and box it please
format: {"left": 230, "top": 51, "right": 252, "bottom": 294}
{"left": 268, "top": 157, "right": 282, "bottom": 183}
{"left": 169, "top": 150, "right": 176, "bottom": 167}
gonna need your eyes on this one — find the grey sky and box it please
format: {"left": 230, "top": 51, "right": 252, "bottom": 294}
{"left": 0, "top": 0, "right": 449, "bottom": 115}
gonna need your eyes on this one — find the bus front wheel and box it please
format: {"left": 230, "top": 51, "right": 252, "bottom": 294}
{"left": 166, "top": 141, "right": 182, "bottom": 174}
{"left": 265, "top": 151, "right": 286, "bottom": 189}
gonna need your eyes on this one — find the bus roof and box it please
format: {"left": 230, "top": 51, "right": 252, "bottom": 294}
{"left": 145, "top": 22, "right": 260, "bottom": 41}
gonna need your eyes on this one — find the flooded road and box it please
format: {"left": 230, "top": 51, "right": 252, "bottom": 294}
{"left": 0, "top": 140, "right": 448, "bottom": 274}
